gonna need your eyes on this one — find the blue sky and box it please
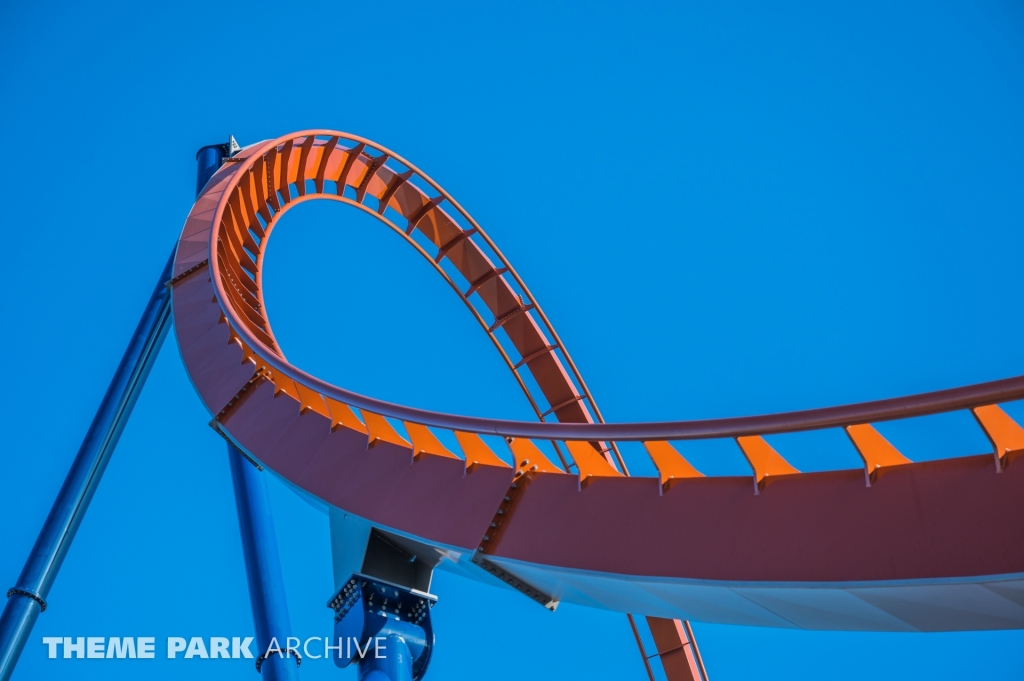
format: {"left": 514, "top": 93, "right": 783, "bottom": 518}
{"left": 2, "top": 0, "right": 1024, "bottom": 678}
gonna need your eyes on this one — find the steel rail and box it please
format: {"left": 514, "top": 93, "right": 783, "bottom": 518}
{"left": 217, "top": 132, "right": 586, "bottom": 468}
{"left": 186, "top": 131, "right": 1024, "bottom": 677}
{"left": 247, "top": 187, "right": 568, "bottom": 467}
{"left": 255, "top": 192, "right": 548, "bottom": 416}
{"left": 219, "top": 132, "right": 614, "bottom": 436}
{"left": 208, "top": 135, "right": 1024, "bottom": 444}
{"left": 209, "top": 133, "right": 669, "bottom": 679}
{"left": 213, "top": 328, "right": 1024, "bottom": 442}
{"left": 309, "top": 131, "right": 607, "bottom": 436}
{"left": 424, "top": 156, "right": 628, "bottom": 470}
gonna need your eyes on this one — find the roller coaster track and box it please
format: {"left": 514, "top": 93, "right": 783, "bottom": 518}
{"left": 172, "top": 130, "right": 1024, "bottom": 657}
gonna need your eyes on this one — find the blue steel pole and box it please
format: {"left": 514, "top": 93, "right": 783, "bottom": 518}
{"left": 199, "top": 143, "right": 299, "bottom": 680}
{"left": 359, "top": 634, "right": 414, "bottom": 681}
{"left": 228, "top": 445, "right": 300, "bottom": 681}
{"left": 0, "top": 249, "right": 175, "bottom": 681}
{"left": 196, "top": 143, "right": 226, "bottom": 196}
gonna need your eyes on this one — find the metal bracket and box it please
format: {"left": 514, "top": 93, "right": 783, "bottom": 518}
{"left": 470, "top": 552, "right": 559, "bottom": 611}
{"left": 5, "top": 589, "right": 46, "bottom": 613}
{"left": 165, "top": 259, "right": 209, "bottom": 287}
{"left": 328, "top": 573, "right": 436, "bottom": 680}
{"left": 254, "top": 647, "right": 301, "bottom": 672}
{"left": 207, "top": 421, "right": 264, "bottom": 471}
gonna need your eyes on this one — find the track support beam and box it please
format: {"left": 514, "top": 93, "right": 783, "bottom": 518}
{"left": 229, "top": 444, "right": 300, "bottom": 680}
{"left": 0, "top": 249, "right": 174, "bottom": 681}
{"left": 646, "top": 617, "right": 709, "bottom": 681}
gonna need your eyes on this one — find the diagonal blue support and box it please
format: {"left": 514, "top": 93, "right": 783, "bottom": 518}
{"left": 0, "top": 248, "right": 174, "bottom": 681}
{"left": 228, "top": 444, "right": 300, "bottom": 680}
{"left": 0, "top": 136, "right": 298, "bottom": 681}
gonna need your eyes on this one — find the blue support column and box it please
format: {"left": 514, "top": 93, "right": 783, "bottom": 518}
{"left": 358, "top": 634, "right": 415, "bottom": 681}
{"left": 196, "top": 143, "right": 228, "bottom": 196}
{"left": 200, "top": 141, "right": 298, "bottom": 680}
{"left": 328, "top": 574, "right": 435, "bottom": 681}
{"left": 0, "top": 250, "right": 174, "bottom": 681}
{"left": 228, "top": 445, "right": 300, "bottom": 680}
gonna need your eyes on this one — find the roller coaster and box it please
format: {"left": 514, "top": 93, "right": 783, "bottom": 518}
{"left": 2, "top": 130, "right": 1023, "bottom": 681}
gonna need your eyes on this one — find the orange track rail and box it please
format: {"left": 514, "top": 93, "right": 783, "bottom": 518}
{"left": 171, "top": 131, "right": 1024, "bottom": 642}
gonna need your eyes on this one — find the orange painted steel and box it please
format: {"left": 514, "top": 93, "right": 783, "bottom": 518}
{"left": 172, "top": 131, "right": 1024, "bottom": 645}
{"left": 508, "top": 438, "right": 563, "bottom": 475}
{"left": 454, "top": 431, "right": 510, "bottom": 472}
{"left": 735, "top": 435, "right": 799, "bottom": 493}
{"left": 972, "top": 404, "right": 1024, "bottom": 472}
{"left": 325, "top": 397, "right": 367, "bottom": 435}
{"left": 364, "top": 412, "right": 411, "bottom": 451}
{"left": 643, "top": 441, "right": 703, "bottom": 491}
{"left": 566, "top": 441, "right": 623, "bottom": 488}
{"left": 407, "top": 423, "right": 460, "bottom": 462}
{"left": 647, "top": 617, "right": 706, "bottom": 681}
{"left": 845, "top": 424, "right": 912, "bottom": 486}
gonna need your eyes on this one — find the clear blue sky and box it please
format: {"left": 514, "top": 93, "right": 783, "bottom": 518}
{"left": 2, "top": 0, "right": 1024, "bottom": 679}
